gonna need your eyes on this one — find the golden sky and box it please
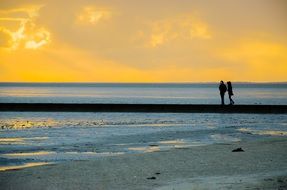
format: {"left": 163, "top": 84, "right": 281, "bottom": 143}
{"left": 0, "top": 0, "right": 287, "bottom": 82}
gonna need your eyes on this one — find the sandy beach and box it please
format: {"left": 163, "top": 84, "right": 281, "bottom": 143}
{"left": 1, "top": 0, "right": 287, "bottom": 188}
{"left": 1, "top": 138, "right": 286, "bottom": 190}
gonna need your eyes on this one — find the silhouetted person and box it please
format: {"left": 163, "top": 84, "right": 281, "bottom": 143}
{"left": 227, "top": 81, "right": 234, "bottom": 105}
{"left": 219, "top": 81, "right": 227, "bottom": 105}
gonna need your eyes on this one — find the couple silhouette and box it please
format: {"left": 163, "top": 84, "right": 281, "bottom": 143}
{"left": 219, "top": 81, "right": 234, "bottom": 105}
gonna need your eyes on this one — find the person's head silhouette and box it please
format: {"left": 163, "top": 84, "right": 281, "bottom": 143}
{"left": 227, "top": 81, "right": 232, "bottom": 88}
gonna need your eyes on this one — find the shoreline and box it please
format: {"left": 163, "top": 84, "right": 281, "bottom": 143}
{"left": 1, "top": 103, "right": 287, "bottom": 113}
{"left": 1, "top": 138, "right": 287, "bottom": 189}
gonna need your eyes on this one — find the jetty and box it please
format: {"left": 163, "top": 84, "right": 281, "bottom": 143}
{"left": 0, "top": 103, "right": 286, "bottom": 114}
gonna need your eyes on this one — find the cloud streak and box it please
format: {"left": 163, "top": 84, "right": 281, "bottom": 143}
{"left": 76, "top": 6, "right": 112, "bottom": 25}
{"left": 142, "top": 14, "right": 211, "bottom": 48}
{"left": 0, "top": 5, "right": 50, "bottom": 50}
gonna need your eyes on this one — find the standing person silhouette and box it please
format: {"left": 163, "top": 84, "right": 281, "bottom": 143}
{"left": 219, "top": 81, "right": 227, "bottom": 105}
{"left": 227, "top": 81, "right": 234, "bottom": 105}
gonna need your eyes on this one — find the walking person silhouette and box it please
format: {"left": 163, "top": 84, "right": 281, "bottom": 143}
{"left": 227, "top": 81, "right": 234, "bottom": 105}
{"left": 219, "top": 81, "right": 227, "bottom": 105}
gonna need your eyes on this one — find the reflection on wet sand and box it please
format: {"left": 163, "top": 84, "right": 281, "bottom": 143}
{"left": 159, "top": 140, "right": 186, "bottom": 144}
{"left": 3, "top": 151, "right": 55, "bottom": 157}
{"left": 128, "top": 139, "right": 206, "bottom": 153}
{"left": 59, "top": 152, "right": 124, "bottom": 156}
{"left": 210, "top": 134, "right": 241, "bottom": 143}
{"left": 0, "top": 151, "right": 125, "bottom": 166}
{"left": 238, "top": 128, "right": 287, "bottom": 136}
{"left": 0, "top": 137, "right": 48, "bottom": 145}
{"left": 0, "top": 119, "right": 57, "bottom": 129}
{"left": 0, "top": 138, "right": 26, "bottom": 145}
{"left": 159, "top": 139, "right": 206, "bottom": 148}
{"left": 128, "top": 146, "right": 160, "bottom": 153}
{"left": 0, "top": 162, "right": 50, "bottom": 172}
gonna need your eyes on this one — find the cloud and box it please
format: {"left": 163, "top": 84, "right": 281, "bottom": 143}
{"left": 0, "top": 6, "right": 42, "bottom": 17}
{"left": 0, "top": 5, "right": 50, "bottom": 50}
{"left": 137, "top": 14, "right": 211, "bottom": 48}
{"left": 76, "top": 6, "right": 112, "bottom": 25}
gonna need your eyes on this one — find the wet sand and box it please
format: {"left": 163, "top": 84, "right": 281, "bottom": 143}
{"left": 1, "top": 138, "right": 287, "bottom": 190}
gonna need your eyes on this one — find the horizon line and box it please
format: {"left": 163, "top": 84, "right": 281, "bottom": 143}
{"left": 0, "top": 81, "right": 287, "bottom": 84}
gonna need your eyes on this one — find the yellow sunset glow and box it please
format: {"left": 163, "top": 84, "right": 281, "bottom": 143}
{"left": 0, "top": 0, "right": 286, "bottom": 82}
{"left": 148, "top": 14, "right": 211, "bottom": 48}
{"left": 76, "top": 6, "right": 112, "bottom": 25}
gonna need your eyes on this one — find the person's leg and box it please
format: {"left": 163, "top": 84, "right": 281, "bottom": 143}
{"left": 220, "top": 93, "right": 224, "bottom": 105}
{"left": 229, "top": 94, "right": 234, "bottom": 105}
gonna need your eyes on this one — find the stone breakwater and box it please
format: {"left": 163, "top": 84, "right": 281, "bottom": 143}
{"left": 0, "top": 103, "right": 287, "bottom": 114}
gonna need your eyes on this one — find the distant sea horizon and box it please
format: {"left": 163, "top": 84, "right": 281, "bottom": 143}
{"left": 0, "top": 82, "right": 286, "bottom": 105}
{"left": 0, "top": 81, "right": 287, "bottom": 87}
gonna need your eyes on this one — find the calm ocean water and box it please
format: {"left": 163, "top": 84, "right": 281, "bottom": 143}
{"left": 0, "top": 83, "right": 287, "bottom": 104}
{"left": 0, "top": 83, "right": 287, "bottom": 171}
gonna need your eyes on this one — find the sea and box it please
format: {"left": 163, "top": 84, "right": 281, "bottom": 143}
{"left": 0, "top": 83, "right": 287, "bottom": 171}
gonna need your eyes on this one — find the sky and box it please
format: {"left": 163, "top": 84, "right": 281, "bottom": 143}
{"left": 0, "top": 0, "right": 287, "bottom": 82}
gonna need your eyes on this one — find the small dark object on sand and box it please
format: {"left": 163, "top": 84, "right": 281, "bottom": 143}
{"left": 149, "top": 144, "right": 158, "bottom": 147}
{"left": 232, "top": 147, "right": 244, "bottom": 152}
{"left": 155, "top": 172, "right": 161, "bottom": 175}
{"left": 147, "top": 177, "right": 156, "bottom": 180}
